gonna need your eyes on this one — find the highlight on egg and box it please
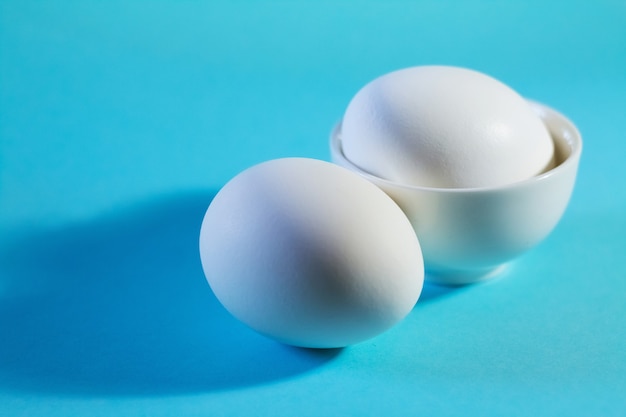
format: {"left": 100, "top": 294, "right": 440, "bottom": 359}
{"left": 199, "top": 158, "right": 424, "bottom": 348}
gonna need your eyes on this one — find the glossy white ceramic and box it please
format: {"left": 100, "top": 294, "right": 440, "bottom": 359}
{"left": 330, "top": 101, "right": 582, "bottom": 285}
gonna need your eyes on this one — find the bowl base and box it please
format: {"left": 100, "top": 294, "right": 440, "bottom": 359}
{"left": 425, "top": 264, "right": 508, "bottom": 286}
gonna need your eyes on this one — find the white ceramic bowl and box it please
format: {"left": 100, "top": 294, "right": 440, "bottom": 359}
{"left": 330, "top": 101, "right": 582, "bottom": 285}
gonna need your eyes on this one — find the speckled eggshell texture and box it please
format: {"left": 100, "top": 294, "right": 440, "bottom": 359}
{"left": 341, "top": 66, "right": 555, "bottom": 188}
{"left": 199, "top": 158, "right": 424, "bottom": 348}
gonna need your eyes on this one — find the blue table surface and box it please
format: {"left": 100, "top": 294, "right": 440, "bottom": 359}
{"left": 1, "top": 1, "right": 625, "bottom": 416}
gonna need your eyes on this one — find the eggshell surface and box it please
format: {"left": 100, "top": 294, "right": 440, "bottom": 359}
{"left": 341, "top": 66, "right": 555, "bottom": 188}
{"left": 199, "top": 158, "right": 424, "bottom": 348}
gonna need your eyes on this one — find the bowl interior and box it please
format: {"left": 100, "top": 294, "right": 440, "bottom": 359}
{"left": 331, "top": 101, "right": 582, "bottom": 193}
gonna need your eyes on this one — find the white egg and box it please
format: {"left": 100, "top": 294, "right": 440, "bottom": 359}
{"left": 199, "top": 158, "right": 424, "bottom": 348}
{"left": 341, "top": 66, "right": 555, "bottom": 188}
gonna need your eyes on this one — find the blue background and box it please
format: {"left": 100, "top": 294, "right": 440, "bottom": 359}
{"left": 1, "top": 1, "right": 625, "bottom": 416}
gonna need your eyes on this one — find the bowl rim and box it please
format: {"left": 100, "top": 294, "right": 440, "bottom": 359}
{"left": 330, "top": 101, "right": 582, "bottom": 194}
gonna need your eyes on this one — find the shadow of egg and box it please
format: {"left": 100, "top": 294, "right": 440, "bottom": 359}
{"left": 0, "top": 191, "right": 341, "bottom": 396}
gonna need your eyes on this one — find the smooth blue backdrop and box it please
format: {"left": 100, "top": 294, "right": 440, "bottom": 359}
{"left": 1, "top": 1, "right": 625, "bottom": 416}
